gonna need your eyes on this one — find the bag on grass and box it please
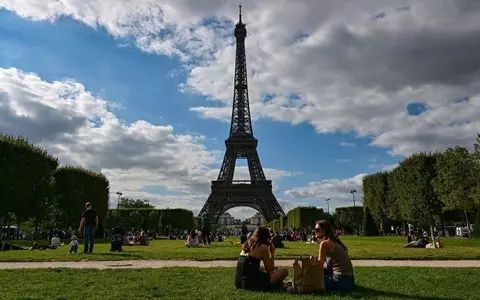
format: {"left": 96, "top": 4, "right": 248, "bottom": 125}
{"left": 292, "top": 256, "right": 324, "bottom": 293}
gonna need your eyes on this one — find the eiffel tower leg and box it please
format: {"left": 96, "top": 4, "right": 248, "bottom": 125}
{"left": 217, "top": 149, "right": 237, "bottom": 181}
{"left": 246, "top": 149, "right": 267, "bottom": 181}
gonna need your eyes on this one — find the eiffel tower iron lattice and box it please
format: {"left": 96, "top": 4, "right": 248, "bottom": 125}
{"left": 198, "top": 5, "right": 285, "bottom": 223}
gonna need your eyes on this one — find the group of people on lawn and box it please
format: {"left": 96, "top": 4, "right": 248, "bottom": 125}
{"left": 234, "top": 220, "right": 355, "bottom": 293}
{"left": 0, "top": 203, "right": 96, "bottom": 253}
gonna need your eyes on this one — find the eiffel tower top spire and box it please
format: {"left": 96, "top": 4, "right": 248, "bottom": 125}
{"left": 230, "top": 3, "right": 252, "bottom": 137}
{"left": 238, "top": 4, "right": 242, "bottom": 24}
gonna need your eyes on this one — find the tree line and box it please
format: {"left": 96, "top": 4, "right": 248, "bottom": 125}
{"left": 103, "top": 198, "right": 195, "bottom": 234}
{"left": 363, "top": 134, "right": 480, "bottom": 238}
{"left": 0, "top": 134, "right": 109, "bottom": 238}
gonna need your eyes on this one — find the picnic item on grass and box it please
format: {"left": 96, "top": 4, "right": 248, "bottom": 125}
{"left": 291, "top": 256, "right": 324, "bottom": 293}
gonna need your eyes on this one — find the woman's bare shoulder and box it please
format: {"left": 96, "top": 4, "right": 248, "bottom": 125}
{"left": 319, "top": 239, "right": 335, "bottom": 249}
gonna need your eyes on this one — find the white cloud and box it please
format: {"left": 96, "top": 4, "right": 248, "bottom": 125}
{"left": 285, "top": 174, "right": 367, "bottom": 210}
{"left": 2, "top": 1, "right": 479, "bottom": 157}
{"left": 0, "top": 67, "right": 290, "bottom": 219}
{"left": 2, "top": 0, "right": 480, "bottom": 215}
{"left": 368, "top": 163, "right": 399, "bottom": 172}
{"left": 340, "top": 142, "right": 355, "bottom": 147}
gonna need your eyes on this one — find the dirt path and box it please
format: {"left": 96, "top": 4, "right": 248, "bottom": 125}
{"left": 1, "top": 260, "right": 479, "bottom": 269}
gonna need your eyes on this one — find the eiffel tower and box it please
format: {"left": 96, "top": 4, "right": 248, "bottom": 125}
{"left": 198, "top": 5, "right": 285, "bottom": 223}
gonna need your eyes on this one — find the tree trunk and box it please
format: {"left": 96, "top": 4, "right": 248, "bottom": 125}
{"left": 464, "top": 210, "right": 471, "bottom": 238}
{"left": 440, "top": 214, "right": 446, "bottom": 237}
{"left": 34, "top": 219, "right": 39, "bottom": 240}
{"left": 430, "top": 225, "right": 437, "bottom": 248}
{"left": 17, "top": 218, "right": 21, "bottom": 240}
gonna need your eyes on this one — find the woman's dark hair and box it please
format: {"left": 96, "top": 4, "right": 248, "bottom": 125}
{"left": 316, "top": 220, "right": 348, "bottom": 251}
{"left": 242, "top": 226, "right": 271, "bottom": 253}
{"left": 189, "top": 230, "right": 197, "bottom": 237}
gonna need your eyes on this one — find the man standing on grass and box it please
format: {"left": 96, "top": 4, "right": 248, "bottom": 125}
{"left": 201, "top": 214, "right": 211, "bottom": 245}
{"left": 79, "top": 202, "right": 99, "bottom": 254}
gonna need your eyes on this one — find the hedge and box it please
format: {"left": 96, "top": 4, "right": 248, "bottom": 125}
{"left": 473, "top": 207, "right": 480, "bottom": 238}
{"left": 54, "top": 166, "right": 109, "bottom": 229}
{"left": 363, "top": 206, "right": 380, "bottom": 236}
{"left": 104, "top": 208, "right": 194, "bottom": 233}
{"left": 334, "top": 206, "right": 364, "bottom": 233}
{"left": 0, "top": 134, "right": 58, "bottom": 230}
{"left": 281, "top": 216, "right": 288, "bottom": 230}
{"left": 285, "top": 207, "right": 327, "bottom": 229}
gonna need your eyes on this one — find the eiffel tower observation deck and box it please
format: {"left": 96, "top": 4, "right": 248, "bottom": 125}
{"left": 198, "top": 5, "right": 285, "bottom": 223}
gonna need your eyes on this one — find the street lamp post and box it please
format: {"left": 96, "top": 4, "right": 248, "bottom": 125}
{"left": 350, "top": 189, "right": 356, "bottom": 207}
{"left": 325, "top": 198, "right": 330, "bottom": 214}
{"left": 116, "top": 191, "right": 122, "bottom": 210}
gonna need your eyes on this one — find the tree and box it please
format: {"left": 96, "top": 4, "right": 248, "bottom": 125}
{"left": 334, "top": 207, "right": 364, "bottom": 234}
{"left": 285, "top": 207, "right": 327, "bottom": 229}
{"left": 54, "top": 166, "right": 109, "bottom": 229}
{"left": 472, "top": 207, "right": 480, "bottom": 238}
{"left": 363, "top": 172, "right": 390, "bottom": 232}
{"left": 473, "top": 134, "right": 480, "bottom": 205}
{"left": 0, "top": 135, "right": 58, "bottom": 238}
{"left": 390, "top": 152, "right": 443, "bottom": 247}
{"left": 386, "top": 172, "right": 403, "bottom": 223}
{"left": 433, "top": 146, "right": 478, "bottom": 238}
{"left": 118, "top": 198, "right": 154, "bottom": 209}
{"left": 363, "top": 206, "right": 379, "bottom": 236}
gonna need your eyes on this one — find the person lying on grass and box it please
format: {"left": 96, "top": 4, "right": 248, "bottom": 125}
{"left": 313, "top": 220, "right": 355, "bottom": 292}
{"left": 29, "top": 242, "right": 57, "bottom": 250}
{"left": 235, "top": 226, "right": 288, "bottom": 291}
{"left": 403, "top": 234, "right": 443, "bottom": 249}
{"left": 185, "top": 230, "right": 198, "bottom": 248}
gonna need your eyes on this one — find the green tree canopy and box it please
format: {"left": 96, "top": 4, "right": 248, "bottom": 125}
{"left": 390, "top": 152, "right": 443, "bottom": 237}
{"left": 433, "top": 146, "right": 478, "bottom": 237}
{"left": 118, "top": 198, "right": 154, "bottom": 209}
{"left": 363, "top": 206, "right": 380, "bottom": 236}
{"left": 363, "top": 172, "right": 390, "bottom": 231}
{"left": 54, "top": 166, "right": 109, "bottom": 228}
{"left": 0, "top": 134, "right": 58, "bottom": 236}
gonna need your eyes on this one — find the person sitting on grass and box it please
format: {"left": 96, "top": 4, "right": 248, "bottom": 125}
{"left": 137, "top": 231, "right": 149, "bottom": 246}
{"left": 272, "top": 231, "right": 284, "bottom": 248}
{"left": 185, "top": 230, "right": 198, "bottom": 248}
{"left": 234, "top": 226, "right": 288, "bottom": 291}
{"left": 50, "top": 234, "right": 62, "bottom": 249}
{"left": 311, "top": 220, "right": 355, "bottom": 292}
{"left": 69, "top": 235, "right": 79, "bottom": 253}
{"left": 426, "top": 236, "right": 443, "bottom": 249}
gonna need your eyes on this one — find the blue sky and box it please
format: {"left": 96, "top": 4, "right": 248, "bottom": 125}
{"left": 1, "top": 2, "right": 478, "bottom": 219}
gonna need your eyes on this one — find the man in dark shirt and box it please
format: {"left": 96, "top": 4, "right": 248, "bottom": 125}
{"left": 200, "top": 214, "right": 211, "bottom": 245}
{"left": 272, "top": 231, "right": 284, "bottom": 248}
{"left": 79, "top": 202, "right": 99, "bottom": 254}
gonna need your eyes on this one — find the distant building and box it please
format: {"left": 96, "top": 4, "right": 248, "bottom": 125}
{"left": 218, "top": 212, "right": 235, "bottom": 225}
{"left": 216, "top": 212, "right": 267, "bottom": 236}
{"left": 250, "top": 212, "right": 266, "bottom": 226}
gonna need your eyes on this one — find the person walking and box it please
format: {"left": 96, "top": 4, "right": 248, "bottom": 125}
{"left": 201, "top": 214, "right": 211, "bottom": 245}
{"left": 79, "top": 202, "right": 99, "bottom": 254}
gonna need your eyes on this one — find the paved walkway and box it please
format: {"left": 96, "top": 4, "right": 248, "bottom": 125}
{"left": 1, "top": 260, "right": 480, "bottom": 269}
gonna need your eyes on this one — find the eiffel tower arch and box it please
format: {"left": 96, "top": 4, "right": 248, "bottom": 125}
{"left": 198, "top": 5, "right": 285, "bottom": 223}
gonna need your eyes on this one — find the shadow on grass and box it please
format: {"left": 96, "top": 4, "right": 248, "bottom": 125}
{"left": 94, "top": 252, "right": 144, "bottom": 259}
{"left": 317, "top": 286, "right": 460, "bottom": 300}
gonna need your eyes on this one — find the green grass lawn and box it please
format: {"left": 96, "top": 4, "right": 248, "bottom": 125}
{"left": 3, "top": 236, "right": 480, "bottom": 262}
{"left": 0, "top": 267, "right": 478, "bottom": 299}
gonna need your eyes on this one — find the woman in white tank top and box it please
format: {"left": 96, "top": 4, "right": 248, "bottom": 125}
{"left": 314, "top": 220, "right": 355, "bottom": 292}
